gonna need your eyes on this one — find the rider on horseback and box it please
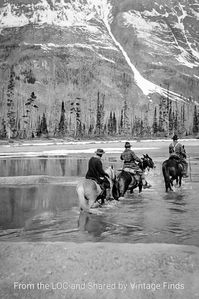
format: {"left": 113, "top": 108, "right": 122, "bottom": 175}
{"left": 120, "top": 142, "right": 151, "bottom": 188}
{"left": 169, "top": 134, "right": 188, "bottom": 178}
{"left": 85, "top": 148, "right": 111, "bottom": 202}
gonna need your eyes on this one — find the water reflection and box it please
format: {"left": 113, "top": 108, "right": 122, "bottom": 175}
{"left": 78, "top": 212, "right": 108, "bottom": 238}
{"left": 0, "top": 154, "right": 199, "bottom": 245}
{"left": 59, "top": 159, "right": 66, "bottom": 176}
{"left": 0, "top": 185, "right": 78, "bottom": 230}
{"left": 0, "top": 157, "right": 88, "bottom": 177}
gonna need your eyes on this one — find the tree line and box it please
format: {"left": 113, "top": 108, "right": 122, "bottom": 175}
{"left": 1, "top": 89, "right": 199, "bottom": 139}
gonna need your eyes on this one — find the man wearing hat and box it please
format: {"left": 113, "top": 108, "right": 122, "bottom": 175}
{"left": 85, "top": 149, "right": 111, "bottom": 202}
{"left": 120, "top": 142, "right": 151, "bottom": 188}
{"left": 169, "top": 134, "right": 188, "bottom": 177}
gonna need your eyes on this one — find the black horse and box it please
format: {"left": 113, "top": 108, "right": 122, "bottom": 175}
{"left": 112, "top": 154, "right": 155, "bottom": 199}
{"left": 162, "top": 156, "right": 184, "bottom": 192}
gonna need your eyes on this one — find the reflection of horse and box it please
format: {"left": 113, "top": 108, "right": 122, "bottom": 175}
{"left": 113, "top": 154, "right": 155, "bottom": 199}
{"left": 76, "top": 166, "right": 116, "bottom": 212}
{"left": 162, "top": 157, "right": 183, "bottom": 192}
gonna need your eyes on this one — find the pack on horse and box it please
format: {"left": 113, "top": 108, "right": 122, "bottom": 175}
{"left": 76, "top": 165, "right": 116, "bottom": 212}
{"left": 162, "top": 134, "right": 188, "bottom": 192}
{"left": 113, "top": 154, "right": 155, "bottom": 199}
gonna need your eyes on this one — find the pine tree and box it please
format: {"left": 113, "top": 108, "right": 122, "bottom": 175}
{"left": 108, "top": 112, "right": 113, "bottom": 134}
{"left": 169, "top": 106, "right": 174, "bottom": 135}
{"left": 6, "top": 65, "right": 16, "bottom": 137}
{"left": 40, "top": 113, "right": 48, "bottom": 134}
{"left": 59, "top": 101, "right": 66, "bottom": 134}
{"left": 23, "top": 92, "right": 39, "bottom": 138}
{"left": 95, "top": 92, "right": 104, "bottom": 135}
{"left": 180, "top": 104, "right": 186, "bottom": 135}
{"left": 75, "top": 100, "right": 81, "bottom": 137}
{"left": 113, "top": 112, "right": 117, "bottom": 134}
{"left": 123, "top": 98, "right": 130, "bottom": 134}
{"left": 119, "top": 109, "right": 124, "bottom": 134}
{"left": 152, "top": 107, "right": 158, "bottom": 135}
{"left": 193, "top": 105, "right": 199, "bottom": 134}
{"left": 0, "top": 118, "right": 7, "bottom": 138}
{"left": 159, "top": 95, "right": 169, "bottom": 134}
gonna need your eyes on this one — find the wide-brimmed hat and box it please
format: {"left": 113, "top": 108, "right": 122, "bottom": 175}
{"left": 95, "top": 148, "right": 105, "bottom": 155}
{"left": 172, "top": 134, "right": 178, "bottom": 140}
{"left": 125, "top": 142, "right": 132, "bottom": 148}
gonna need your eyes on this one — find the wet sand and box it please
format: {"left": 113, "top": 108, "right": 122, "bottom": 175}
{"left": 0, "top": 242, "right": 199, "bottom": 299}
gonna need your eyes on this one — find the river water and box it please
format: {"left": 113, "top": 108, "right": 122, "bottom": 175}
{"left": 0, "top": 140, "right": 199, "bottom": 246}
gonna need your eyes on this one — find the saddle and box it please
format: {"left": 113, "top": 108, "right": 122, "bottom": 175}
{"left": 123, "top": 167, "right": 141, "bottom": 183}
{"left": 169, "top": 155, "right": 183, "bottom": 166}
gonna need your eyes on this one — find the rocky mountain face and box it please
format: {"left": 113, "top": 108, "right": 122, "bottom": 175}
{"left": 0, "top": 0, "right": 199, "bottom": 139}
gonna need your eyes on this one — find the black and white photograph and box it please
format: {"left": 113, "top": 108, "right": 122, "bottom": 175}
{"left": 0, "top": 0, "right": 199, "bottom": 298}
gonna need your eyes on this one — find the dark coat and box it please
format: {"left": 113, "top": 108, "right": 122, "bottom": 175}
{"left": 120, "top": 148, "right": 142, "bottom": 168}
{"left": 169, "top": 142, "right": 186, "bottom": 159}
{"left": 85, "top": 156, "right": 109, "bottom": 184}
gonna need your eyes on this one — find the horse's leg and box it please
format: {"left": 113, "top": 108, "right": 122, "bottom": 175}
{"left": 129, "top": 187, "right": 134, "bottom": 194}
{"left": 163, "top": 164, "right": 172, "bottom": 192}
{"left": 138, "top": 177, "right": 142, "bottom": 193}
{"left": 165, "top": 177, "right": 173, "bottom": 192}
{"left": 169, "top": 179, "right": 173, "bottom": 191}
{"left": 118, "top": 178, "right": 126, "bottom": 197}
{"left": 179, "top": 175, "right": 182, "bottom": 187}
{"left": 76, "top": 183, "right": 90, "bottom": 212}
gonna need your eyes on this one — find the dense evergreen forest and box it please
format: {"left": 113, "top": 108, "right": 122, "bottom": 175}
{"left": 0, "top": 65, "right": 199, "bottom": 140}
{"left": 1, "top": 87, "right": 199, "bottom": 140}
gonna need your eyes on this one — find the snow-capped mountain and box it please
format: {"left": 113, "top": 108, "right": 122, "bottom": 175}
{"left": 0, "top": 0, "right": 199, "bottom": 138}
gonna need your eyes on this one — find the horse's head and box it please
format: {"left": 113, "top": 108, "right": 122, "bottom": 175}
{"left": 141, "top": 154, "right": 155, "bottom": 170}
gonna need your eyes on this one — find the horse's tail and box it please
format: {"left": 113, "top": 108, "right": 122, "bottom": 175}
{"left": 76, "top": 181, "right": 89, "bottom": 212}
{"left": 162, "top": 161, "right": 171, "bottom": 192}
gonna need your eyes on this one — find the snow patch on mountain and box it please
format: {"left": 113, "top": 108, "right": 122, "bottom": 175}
{"left": 0, "top": 0, "right": 100, "bottom": 31}
{"left": 0, "top": 0, "right": 197, "bottom": 102}
{"left": 123, "top": 5, "right": 199, "bottom": 69}
{"left": 123, "top": 10, "right": 164, "bottom": 39}
{"left": 22, "top": 41, "right": 117, "bottom": 52}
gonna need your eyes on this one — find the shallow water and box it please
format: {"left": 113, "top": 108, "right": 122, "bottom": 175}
{"left": 0, "top": 144, "right": 199, "bottom": 246}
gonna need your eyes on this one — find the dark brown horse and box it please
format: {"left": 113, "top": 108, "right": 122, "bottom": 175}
{"left": 162, "top": 156, "right": 184, "bottom": 192}
{"left": 113, "top": 154, "right": 155, "bottom": 199}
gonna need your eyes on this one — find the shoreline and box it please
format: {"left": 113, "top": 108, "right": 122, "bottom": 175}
{"left": 0, "top": 138, "right": 199, "bottom": 158}
{"left": 0, "top": 242, "right": 199, "bottom": 299}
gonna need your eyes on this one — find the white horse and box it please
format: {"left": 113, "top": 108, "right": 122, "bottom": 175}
{"left": 76, "top": 166, "right": 116, "bottom": 212}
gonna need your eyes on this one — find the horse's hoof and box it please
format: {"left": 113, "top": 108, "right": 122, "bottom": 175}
{"left": 143, "top": 184, "right": 152, "bottom": 189}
